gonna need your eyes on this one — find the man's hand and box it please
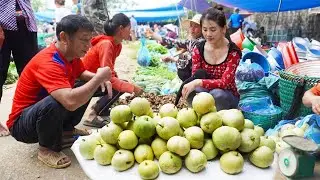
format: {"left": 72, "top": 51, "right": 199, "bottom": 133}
{"left": 95, "top": 67, "right": 112, "bottom": 82}
{"left": 133, "top": 85, "right": 144, "bottom": 96}
{"left": 311, "top": 97, "right": 320, "bottom": 115}
{"left": 100, "top": 81, "right": 113, "bottom": 99}
{"left": 161, "top": 56, "right": 175, "bottom": 63}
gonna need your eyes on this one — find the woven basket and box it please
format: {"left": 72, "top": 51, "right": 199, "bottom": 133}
{"left": 279, "top": 61, "right": 320, "bottom": 118}
{"left": 242, "top": 106, "right": 283, "bottom": 131}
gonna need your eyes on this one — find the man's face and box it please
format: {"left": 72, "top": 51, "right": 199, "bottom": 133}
{"left": 66, "top": 29, "right": 93, "bottom": 58}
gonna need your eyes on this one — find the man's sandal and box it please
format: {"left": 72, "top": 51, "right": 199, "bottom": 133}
{"left": 38, "top": 151, "right": 71, "bottom": 169}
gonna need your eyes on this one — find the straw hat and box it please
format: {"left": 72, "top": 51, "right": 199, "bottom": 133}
{"left": 182, "top": 14, "right": 202, "bottom": 29}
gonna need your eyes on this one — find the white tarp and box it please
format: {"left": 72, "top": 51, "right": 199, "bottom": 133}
{"left": 71, "top": 138, "right": 279, "bottom": 180}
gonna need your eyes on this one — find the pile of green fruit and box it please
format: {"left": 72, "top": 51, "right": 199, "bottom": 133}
{"left": 79, "top": 92, "right": 275, "bottom": 179}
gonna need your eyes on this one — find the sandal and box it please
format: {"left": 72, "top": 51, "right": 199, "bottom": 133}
{"left": 38, "top": 151, "right": 71, "bottom": 169}
{"left": 63, "top": 128, "right": 90, "bottom": 137}
{"left": 83, "top": 116, "right": 110, "bottom": 128}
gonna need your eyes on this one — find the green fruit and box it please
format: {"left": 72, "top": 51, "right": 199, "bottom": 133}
{"left": 100, "top": 122, "right": 123, "bottom": 145}
{"left": 134, "top": 144, "right": 154, "bottom": 163}
{"left": 200, "top": 112, "right": 222, "bottom": 133}
{"left": 151, "top": 137, "right": 167, "bottom": 159}
{"left": 167, "top": 136, "right": 190, "bottom": 156}
{"left": 156, "top": 117, "right": 180, "bottom": 140}
{"left": 139, "top": 137, "right": 153, "bottom": 145}
{"left": 138, "top": 160, "right": 159, "bottom": 180}
{"left": 219, "top": 109, "right": 245, "bottom": 131}
{"left": 184, "top": 126, "right": 205, "bottom": 149}
{"left": 158, "top": 151, "right": 182, "bottom": 174}
{"left": 93, "top": 144, "right": 117, "bottom": 165}
{"left": 111, "top": 150, "right": 135, "bottom": 171}
{"left": 118, "top": 130, "right": 138, "bottom": 150}
{"left": 260, "top": 136, "right": 276, "bottom": 152}
{"left": 110, "top": 105, "right": 133, "bottom": 124}
{"left": 201, "top": 139, "right": 218, "bottom": 160}
{"left": 129, "top": 97, "right": 151, "bottom": 116}
{"left": 253, "top": 126, "right": 265, "bottom": 137}
{"left": 159, "top": 103, "right": 178, "bottom": 118}
{"left": 249, "top": 146, "right": 274, "bottom": 168}
{"left": 192, "top": 92, "right": 215, "bottom": 115}
{"left": 185, "top": 149, "right": 207, "bottom": 173}
{"left": 220, "top": 151, "right": 244, "bottom": 174}
{"left": 133, "top": 116, "right": 156, "bottom": 138}
{"left": 176, "top": 108, "right": 198, "bottom": 128}
{"left": 238, "top": 128, "right": 260, "bottom": 153}
{"left": 212, "top": 126, "right": 241, "bottom": 152}
{"left": 79, "top": 137, "right": 98, "bottom": 160}
{"left": 244, "top": 119, "right": 254, "bottom": 129}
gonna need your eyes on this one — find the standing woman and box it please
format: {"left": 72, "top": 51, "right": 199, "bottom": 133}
{"left": 0, "top": 0, "right": 38, "bottom": 102}
{"left": 148, "top": 14, "right": 204, "bottom": 82}
{"left": 81, "top": 13, "right": 143, "bottom": 128}
{"left": 182, "top": 8, "right": 242, "bottom": 111}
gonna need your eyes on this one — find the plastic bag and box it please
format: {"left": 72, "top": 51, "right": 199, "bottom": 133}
{"left": 296, "top": 114, "right": 320, "bottom": 144}
{"left": 236, "top": 62, "right": 265, "bottom": 82}
{"left": 137, "top": 37, "right": 151, "bottom": 66}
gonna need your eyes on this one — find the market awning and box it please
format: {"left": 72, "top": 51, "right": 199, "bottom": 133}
{"left": 119, "top": 5, "right": 185, "bottom": 23}
{"left": 178, "top": 0, "right": 211, "bottom": 13}
{"left": 214, "top": 0, "right": 320, "bottom": 12}
{"left": 35, "top": 9, "right": 55, "bottom": 23}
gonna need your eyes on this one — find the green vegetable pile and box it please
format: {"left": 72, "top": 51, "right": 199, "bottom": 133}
{"left": 146, "top": 44, "right": 168, "bottom": 55}
{"left": 5, "top": 62, "right": 18, "bottom": 85}
{"left": 133, "top": 65, "right": 177, "bottom": 94}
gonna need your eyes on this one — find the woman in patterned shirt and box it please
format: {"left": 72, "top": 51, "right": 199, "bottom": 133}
{"left": 182, "top": 8, "right": 242, "bottom": 111}
{"left": 148, "top": 14, "right": 204, "bottom": 81}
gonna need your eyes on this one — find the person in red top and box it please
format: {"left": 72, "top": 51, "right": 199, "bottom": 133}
{"left": 81, "top": 13, "right": 143, "bottom": 127}
{"left": 182, "top": 8, "right": 241, "bottom": 111}
{"left": 303, "top": 84, "right": 320, "bottom": 114}
{"left": 7, "top": 15, "right": 112, "bottom": 169}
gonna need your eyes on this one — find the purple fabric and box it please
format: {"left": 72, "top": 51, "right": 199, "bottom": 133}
{"left": 0, "top": 0, "right": 37, "bottom": 32}
{"left": 178, "top": 0, "right": 211, "bottom": 13}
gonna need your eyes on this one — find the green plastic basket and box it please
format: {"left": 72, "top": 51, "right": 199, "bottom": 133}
{"left": 241, "top": 106, "right": 283, "bottom": 131}
{"left": 279, "top": 61, "right": 320, "bottom": 118}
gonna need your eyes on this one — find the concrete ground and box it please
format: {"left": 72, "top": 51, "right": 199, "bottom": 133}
{"left": 0, "top": 44, "right": 137, "bottom": 180}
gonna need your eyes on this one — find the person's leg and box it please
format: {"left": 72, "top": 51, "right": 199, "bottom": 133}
{"left": 0, "top": 123, "right": 10, "bottom": 136}
{"left": 10, "top": 96, "right": 71, "bottom": 168}
{"left": 0, "top": 30, "right": 13, "bottom": 102}
{"left": 11, "top": 18, "right": 38, "bottom": 75}
{"left": 209, "top": 89, "right": 239, "bottom": 111}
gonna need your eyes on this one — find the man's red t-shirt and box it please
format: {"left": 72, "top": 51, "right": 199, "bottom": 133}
{"left": 7, "top": 44, "right": 85, "bottom": 129}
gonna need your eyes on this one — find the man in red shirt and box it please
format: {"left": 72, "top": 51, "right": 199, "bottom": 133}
{"left": 7, "top": 15, "right": 112, "bottom": 169}
{"left": 303, "top": 84, "right": 320, "bottom": 115}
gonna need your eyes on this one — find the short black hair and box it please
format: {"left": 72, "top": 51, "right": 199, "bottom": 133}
{"left": 104, "top": 13, "right": 130, "bottom": 36}
{"left": 56, "top": 15, "right": 94, "bottom": 40}
{"left": 55, "top": 0, "right": 65, "bottom": 6}
{"left": 200, "top": 8, "right": 227, "bottom": 28}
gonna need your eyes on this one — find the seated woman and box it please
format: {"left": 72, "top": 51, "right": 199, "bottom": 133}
{"left": 181, "top": 8, "right": 242, "bottom": 111}
{"left": 148, "top": 14, "right": 204, "bottom": 82}
{"left": 81, "top": 13, "right": 143, "bottom": 127}
{"left": 303, "top": 84, "right": 320, "bottom": 114}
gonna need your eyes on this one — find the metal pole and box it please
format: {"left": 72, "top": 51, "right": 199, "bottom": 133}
{"left": 271, "top": 0, "right": 283, "bottom": 43}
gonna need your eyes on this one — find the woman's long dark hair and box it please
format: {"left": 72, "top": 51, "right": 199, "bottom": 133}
{"left": 104, "top": 13, "right": 130, "bottom": 36}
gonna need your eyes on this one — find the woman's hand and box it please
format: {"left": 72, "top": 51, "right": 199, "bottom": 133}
{"left": 182, "top": 79, "right": 202, "bottom": 99}
{"left": 133, "top": 85, "right": 144, "bottom": 96}
{"left": 161, "top": 56, "right": 176, "bottom": 63}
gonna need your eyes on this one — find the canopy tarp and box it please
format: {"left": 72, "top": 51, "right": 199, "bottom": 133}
{"left": 214, "top": 0, "right": 320, "bottom": 12}
{"left": 178, "top": 0, "right": 211, "bottom": 13}
{"left": 120, "top": 4, "right": 185, "bottom": 23}
{"left": 35, "top": 9, "right": 55, "bottom": 23}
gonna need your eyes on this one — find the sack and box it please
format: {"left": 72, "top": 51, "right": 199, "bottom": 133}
{"left": 137, "top": 37, "right": 151, "bottom": 66}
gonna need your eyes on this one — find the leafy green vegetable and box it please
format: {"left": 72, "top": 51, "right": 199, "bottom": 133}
{"left": 147, "top": 44, "right": 168, "bottom": 54}
{"left": 5, "top": 62, "right": 18, "bottom": 85}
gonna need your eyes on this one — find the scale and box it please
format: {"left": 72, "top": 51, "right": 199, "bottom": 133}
{"left": 278, "top": 135, "right": 319, "bottom": 179}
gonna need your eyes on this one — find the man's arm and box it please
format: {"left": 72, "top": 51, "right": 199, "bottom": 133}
{"left": 51, "top": 67, "right": 111, "bottom": 111}
{"left": 79, "top": 70, "right": 95, "bottom": 82}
